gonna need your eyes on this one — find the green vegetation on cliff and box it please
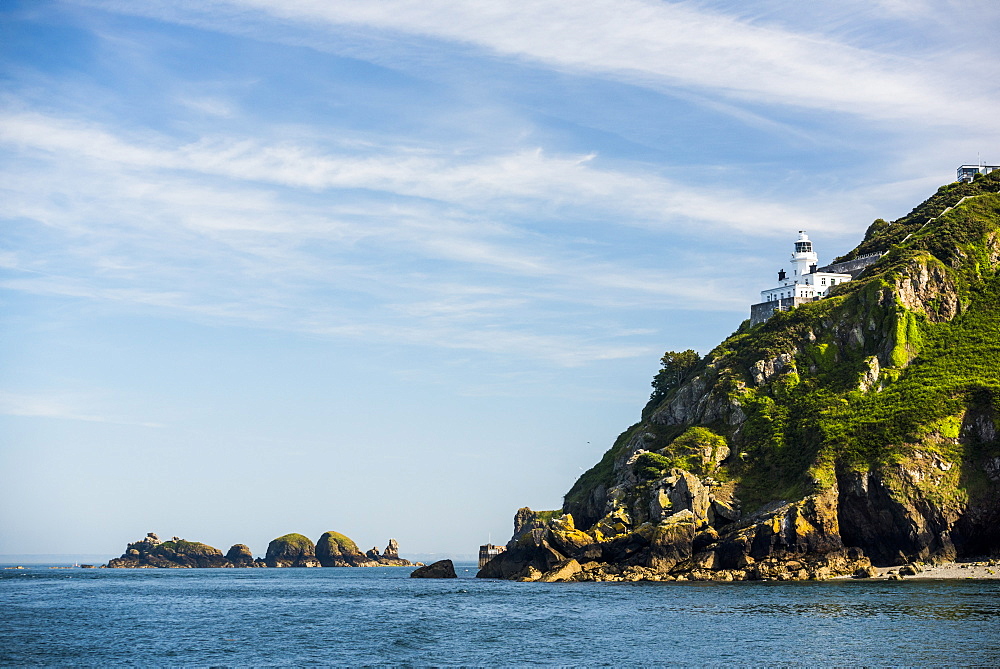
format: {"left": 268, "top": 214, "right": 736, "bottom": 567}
{"left": 156, "top": 540, "right": 221, "bottom": 557}
{"left": 270, "top": 533, "right": 315, "bottom": 551}
{"left": 317, "top": 531, "right": 361, "bottom": 555}
{"left": 562, "top": 172, "right": 1000, "bottom": 563}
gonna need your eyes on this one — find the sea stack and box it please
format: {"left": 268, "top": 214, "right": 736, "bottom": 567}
{"left": 265, "top": 533, "right": 321, "bottom": 568}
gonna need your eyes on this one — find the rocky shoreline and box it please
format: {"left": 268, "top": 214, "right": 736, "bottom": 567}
{"left": 475, "top": 500, "right": 1000, "bottom": 583}
{"left": 106, "top": 532, "right": 418, "bottom": 569}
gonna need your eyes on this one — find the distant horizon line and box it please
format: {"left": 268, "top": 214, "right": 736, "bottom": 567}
{"left": 0, "top": 552, "right": 481, "bottom": 564}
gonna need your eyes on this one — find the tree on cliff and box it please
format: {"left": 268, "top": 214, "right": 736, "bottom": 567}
{"left": 645, "top": 349, "right": 701, "bottom": 415}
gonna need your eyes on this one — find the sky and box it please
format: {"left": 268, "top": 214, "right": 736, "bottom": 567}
{"left": 1, "top": 0, "right": 998, "bottom": 559}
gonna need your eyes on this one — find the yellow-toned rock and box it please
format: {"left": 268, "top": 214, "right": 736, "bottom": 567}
{"left": 592, "top": 508, "right": 631, "bottom": 541}
{"left": 539, "top": 558, "right": 582, "bottom": 582}
{"left": 548, "top": 513, "right": 594, "bottom": 554}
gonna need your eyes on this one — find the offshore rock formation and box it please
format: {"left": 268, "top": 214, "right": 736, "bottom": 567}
{"left": 106, "top": 531, "right": 413, "bottom": 568}
{"left": 225, "top": 544, "right": 258, "bottom": 567}
{"left": 266, "top": 533, "right": 322, "bottom": 568}
{"left": 479, "top": 173, "right": 1000, "bottom": 582}
{"left": 377, "top": 538, "right": 412, "bottom": 566}
{"left": 410, "top": 559, "right": 457, "bottom": 578}
{"left": 317, "top": 531, "right": 376, "bottom": 567}
{"left": 107, "top": 533, "right": 238, "bottom": 569}
{"left": 315, "top": 532, "right": 415, "bottom": 567}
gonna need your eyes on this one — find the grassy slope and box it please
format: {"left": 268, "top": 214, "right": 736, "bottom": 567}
{"left": 270, "top": 533, "right": 316, "bottom": 553}
{"left": 319, "top": 531, "right": 362, "bottom": 554}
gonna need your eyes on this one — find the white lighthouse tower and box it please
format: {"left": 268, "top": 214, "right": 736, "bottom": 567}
{"left": 790, "top": 231, "right": 818, "bottom": 279}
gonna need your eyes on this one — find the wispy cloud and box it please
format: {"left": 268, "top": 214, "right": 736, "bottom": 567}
{"left": 0, "top": 110, "right": 833, "bottom": 235}
{"left": 6, "top": 2, "right": 993, "bottom": 369}
{"left": 80, "top": 0, "right": 997, "bottom": 128}
{"left": 176, "top": 95, "right": 236, "bottom": 118}
{"left": 0, "top": 391, "right": 164, "bottom": 427}
{"left": 0, "top": 108, "right": 760, "bottom": 364}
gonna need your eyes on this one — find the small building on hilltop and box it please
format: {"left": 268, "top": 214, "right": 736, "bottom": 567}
{"left": 749, "top": 231, "right": 882, "bottom": 325}
{"left": 957, "top": 164, "right": 1000, "bottom": 183}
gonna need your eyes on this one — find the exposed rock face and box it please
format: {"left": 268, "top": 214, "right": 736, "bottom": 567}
{"left": 225, "top": 544, "right": 258, "bottom": 567}
{"left": 374, "top": 538, "right": 412, "bottom": 567}
{"left": 482, "top": 179, "right": 1000, "bottom": 583}
{"left": 893, "top": 256, "right": 960, "bottom": 322}
{"left": 837, "top": 464, "right": 959, "bottom": 565}
{"left": 383, "top": 538, "right": 400, "bottom": 559}
{"left": 750, "top": 352, "right": 795, "bottom": 387}
{"left": 266, "top": 533, "right": 321, "bottom": 568}
{"left": 107, "top": 534, "right": 232, "bottom": 568}
{"left": 538, "top": 558, "right": 581, "bottom": 582}
{"left": 410, "top": 559, "right": 457, "bottom": 578}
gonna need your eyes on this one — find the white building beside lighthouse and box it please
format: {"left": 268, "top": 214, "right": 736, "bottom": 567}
{"left": 749, "top": 231, "right": 880, "bottom": 325}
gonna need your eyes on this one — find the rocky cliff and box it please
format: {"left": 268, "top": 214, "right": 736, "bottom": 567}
{"left": 480, "top": 172, "right": 1000, "bottom": 582}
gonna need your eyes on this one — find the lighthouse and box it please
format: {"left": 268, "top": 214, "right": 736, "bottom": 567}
{"left": 791, "top": 231, "right": 818, "bottom": 279}
{"left": 749, "top": 231, "right": 855, "bottom": 325}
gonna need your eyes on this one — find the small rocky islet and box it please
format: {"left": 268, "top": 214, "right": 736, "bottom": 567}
{"left": 106, "top": 532, "right": 415, "bottom": 569}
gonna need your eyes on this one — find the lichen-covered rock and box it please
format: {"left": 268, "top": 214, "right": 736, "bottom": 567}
{"left": 410, "top": 559, "right": 457, "bottom": 578}
{"left": 590, "top": 507, "right": 631, "bottom": 542}
{"left": 266, "top": 533, "right": 321, "bottom": 568}
{"left": 646, "top": 510, "right": 696, "bottom": 572}
{"left": 547, "top": 514, "right": 594, "bottom": 554}
{"left": 538, "top": 558, "right": 582, "bottom": 582}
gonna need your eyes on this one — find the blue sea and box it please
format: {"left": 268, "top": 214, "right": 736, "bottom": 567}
{"left": 3, "top": 563, "right": 999, "bottom": 666}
